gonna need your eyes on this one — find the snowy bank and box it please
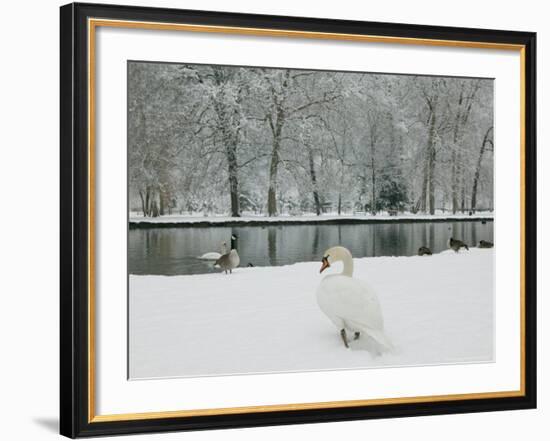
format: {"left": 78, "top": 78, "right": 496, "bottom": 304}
{"left": 129, "top": 249, "right": 494, "bottom": 379}
{"left": 129, "top": 212, "right": 494, "bottom": 228}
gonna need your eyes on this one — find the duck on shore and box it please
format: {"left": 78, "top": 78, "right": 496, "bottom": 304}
{"left": 478, "top": 240, "right": 494, "bottom": 248}
{"left": 448, "top": 237, "right": 469, "bottom": 253}
{"left": 418, "top": 246, "right": 432, "bottom": 256}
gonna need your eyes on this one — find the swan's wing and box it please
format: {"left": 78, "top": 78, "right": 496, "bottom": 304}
{"left": 231, "top": 251, "right": 240, "bottom": 268}
{"left": 198, "top": 252, "right": 221, "bottom": 260}
{"left": 214, "top": 254, "right": 228, "bottom": 266}
{"left": 319, "top": 276, "right": 384, "bottom": 331}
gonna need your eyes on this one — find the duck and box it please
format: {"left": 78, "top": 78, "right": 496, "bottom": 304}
{"left": 316, "top": 246, "right": 392, "bottom": 354}
{"left": 197, "top": 241, "right": 227, "bottom": 261}
{"left": 418, "top": 246, "right": 432, "bottom": 256}
{"left": 214, "top": 234, "right": 240, "bottom": 274}
{"left": 448, "top": 237, "right": 469, "bottom": 253}
{"left": 478, "top": 240, "right": 494, "bottom": 248}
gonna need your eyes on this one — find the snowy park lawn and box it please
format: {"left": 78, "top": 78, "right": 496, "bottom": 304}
{"left": 129, "top": 211, "right": 493, "bottom": 226}
{"left": 129, "top": 248, "right": 494, "bottom": 379}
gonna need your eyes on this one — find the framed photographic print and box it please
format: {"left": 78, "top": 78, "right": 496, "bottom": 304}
{"left": 60, "top": 2, "right": 537, "bottom": 438}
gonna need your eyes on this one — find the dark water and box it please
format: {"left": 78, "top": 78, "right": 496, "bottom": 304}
{"left": 128, "top": 221, "right": 493, "bottom": 276}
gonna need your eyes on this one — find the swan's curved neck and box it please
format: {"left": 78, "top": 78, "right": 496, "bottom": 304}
{"left": 340, "top": 251, "right": 354, "bottom": 277}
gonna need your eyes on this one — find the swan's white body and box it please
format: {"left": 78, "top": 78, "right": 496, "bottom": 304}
{"left": 198, "top": 251, "right": 222, "bottom": 260}
{"left": 198, "top": 242, "right": 227, "bottom": 261}
{"left": 316, "top": 246, "right": 392, "bottom": 353}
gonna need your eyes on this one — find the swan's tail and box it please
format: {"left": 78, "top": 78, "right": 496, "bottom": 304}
{"left": 367, "top": 328, "right": 394, "bottom": 353}
{"left": 351, "top": 325, "right": 393, "bottom": 355}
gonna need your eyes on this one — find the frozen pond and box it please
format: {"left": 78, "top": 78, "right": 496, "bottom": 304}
{"left": 128, "top": 220, "right": 493, "bottom": 276}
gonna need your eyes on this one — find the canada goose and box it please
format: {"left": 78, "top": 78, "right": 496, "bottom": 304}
{"left": 214, "top": 234, "right": 240, "bottom": 274}
{"left": 230, "top": 234, "right": 238, "bottom": 249}
{"left": 214, "top": 249, "right": 240, "bottom": 274}
{"left": 247, "top": 263, "right": 255, "bottom": 267}
{"left": 418, "top": 246, "right": 432, "bottom": 256}
{"left": 448, "top": 237, "right": 469, "bottom": 253}
{"left": 478, "top": 240, "right": 494, "bottom": 248}
{"left": 316, "top": 246, "right": 392, "bottom": 353}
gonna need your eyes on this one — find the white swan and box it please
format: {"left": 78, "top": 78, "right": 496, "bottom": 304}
{"left": 316, "top": 246, "right": 392, "bottom": 354}
{"left": 197, "top": 242, "right": 227, "bottom": 261}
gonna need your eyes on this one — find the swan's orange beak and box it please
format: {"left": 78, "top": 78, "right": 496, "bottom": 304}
{"left": 320, "top": 256, "right": 330, "bottom": 273}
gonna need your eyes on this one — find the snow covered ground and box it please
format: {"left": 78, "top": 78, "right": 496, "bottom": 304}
{"left": 129, "top": 248, "right": 494, "bottom": 379}
{"left": 129, "top": 211, "right": 494, "bottom": 225}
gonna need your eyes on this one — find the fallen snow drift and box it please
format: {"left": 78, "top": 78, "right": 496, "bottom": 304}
{"left": 129, "top": 249, "right": 494, "bottom": 379}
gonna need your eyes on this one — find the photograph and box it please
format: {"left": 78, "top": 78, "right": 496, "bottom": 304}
{"left": 56, "top": 1, "right": 537, "bottom": 438}
{"left": 127, "top": 61, "right": 496, "bottom": 379}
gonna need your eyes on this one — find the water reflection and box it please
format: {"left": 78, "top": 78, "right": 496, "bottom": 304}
{"left": 128, "top": 221, "right": 494, "bottom": 276}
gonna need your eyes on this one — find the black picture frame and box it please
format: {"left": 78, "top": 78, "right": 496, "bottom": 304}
{"left": 60, "top": 2, "right": 537, "bottom": 438}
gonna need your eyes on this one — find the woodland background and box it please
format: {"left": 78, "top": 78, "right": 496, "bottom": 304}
{"left": 128, "top": 62, "right": 494, "bottom": 218}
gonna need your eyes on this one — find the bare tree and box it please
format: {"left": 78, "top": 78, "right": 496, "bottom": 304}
{"left": 471, "top": 126, "right": 493, "bottom": 212}
{"left": 128, "top": 62, "right": 494, "bottom": 219}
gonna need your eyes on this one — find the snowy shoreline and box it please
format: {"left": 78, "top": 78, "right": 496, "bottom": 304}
{"left": 129, "top": 249, "right": 494, "bottom": 379}
{"left": 129, "top": 212, "right": 494, "bottom": 228}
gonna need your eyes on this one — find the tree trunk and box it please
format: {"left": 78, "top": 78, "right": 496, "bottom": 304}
{"left": 451, "top": 151, "right": 458, "bottom": 214}
{"left": 460, "top": 171, "right": 466, "bottom": 213}
{"left": 471, "top": 127, "right": 492, "bottom": 212}
{"left": 159, "top": 189, "right": 165, "bottom": 216}
{"left": 267, "top": 108, "right": 284, "bottom": 217}
{"left": 420, "top": 155, "right": 428, "bottom": 213}
{"left": 454, "top": 84, "right": 478, "bottom": 214}
{"left": 427, "top": 111, "right": 437, "bottom": 215}
{"left": 226, "top": 140, "right": 241, "bottom": 217}
{"left": 151, "top": 199, "right": 159, "bottom": 217}
{"left": 371, "top": 154, "right": 376, "bottom": 214}
{"left": 144, "top": 187, "right": 151, "bottom": 217}
{"left": 369, "top": 137, "right": 377, "bottom": 215}
{"left": 267, "top": 139, "right": 280, "bottom": 217}
{"left": 212, "top": 71, "right": 242, "bottom": 218}
{"left": 451, "top": 89, "right": 463, "bottom": 214}
{"left": 139, "top": 191, "right": 147, "bottom": 217}
{"left": 308, "top": 147, "right": 321, "bottom": 216}
{"left": 337, "top": 169, "right": 344, "bottom": 216}
{"left": 338, "top": 155, "right": 346, "bottom": 216}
